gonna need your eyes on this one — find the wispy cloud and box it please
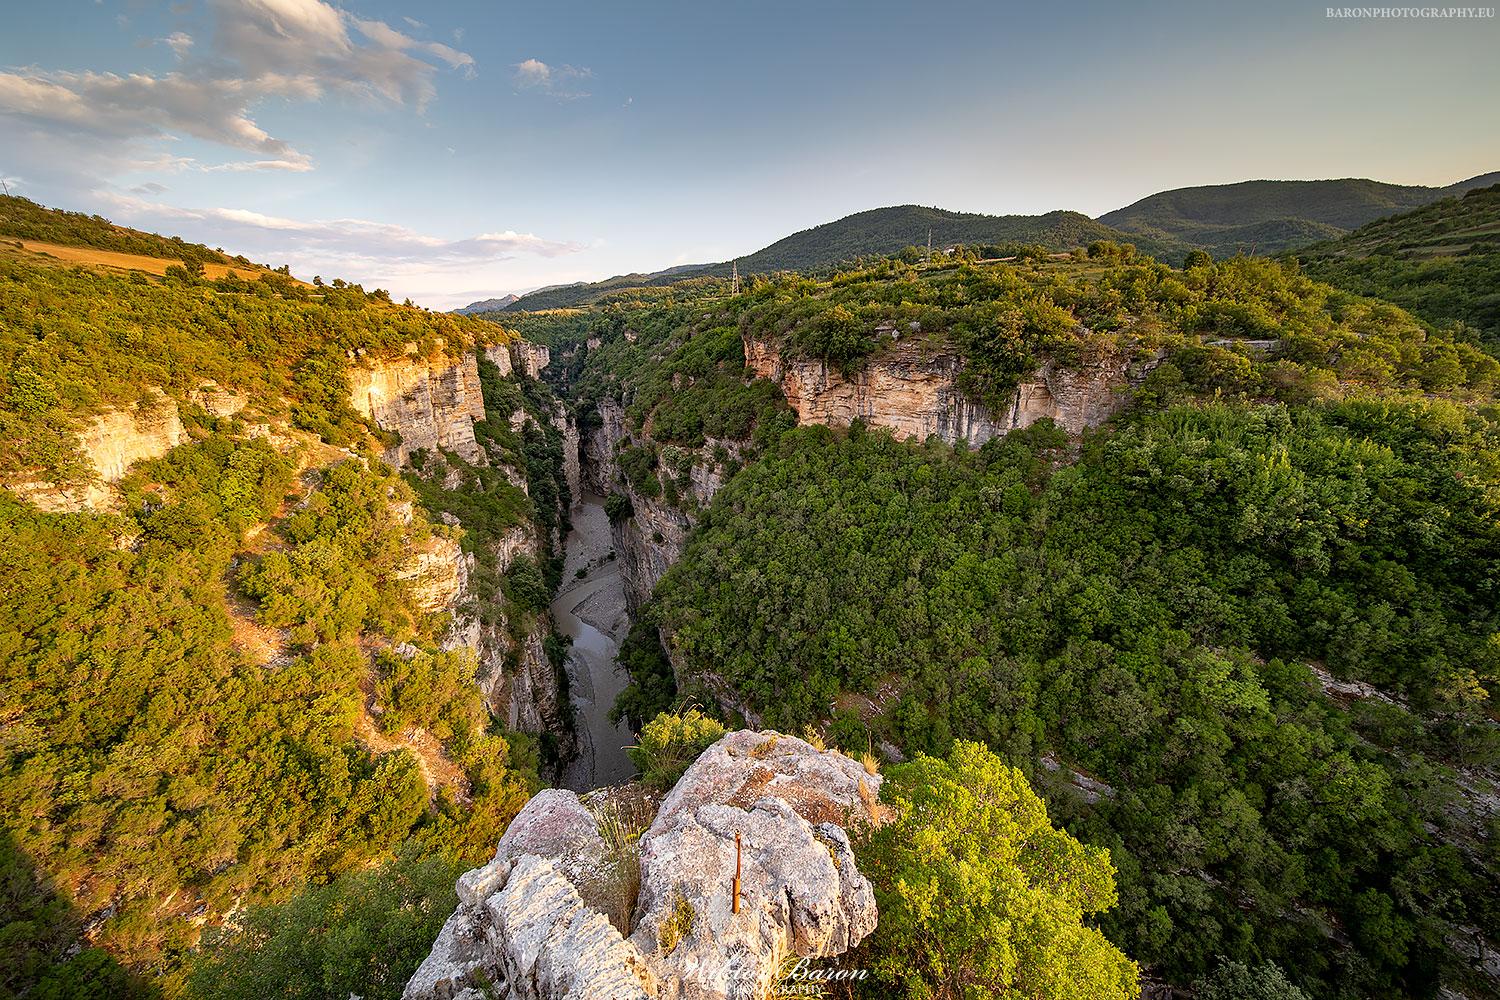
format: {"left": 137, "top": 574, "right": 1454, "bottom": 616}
{"left": 161, "top": 32, "right": 194, "bottom": 59}
{"left": 100, "top": 192, "right": 588, "bottom": 269}
{"left": 513, "top": 58, "right": 592, "bottom": 100}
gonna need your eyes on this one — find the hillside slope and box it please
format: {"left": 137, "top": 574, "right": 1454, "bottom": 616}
{"left": 0, "top": 200, "right": 578, "bottom": 995}
{"left": 1296, "top": 183, "right": 1500, "bottom": 346}
{"left": 497, "top": 205, "right": 1168, "bottom": 313}
{"left": 1100, "top": 171, "right": 1500, "bottom": 256}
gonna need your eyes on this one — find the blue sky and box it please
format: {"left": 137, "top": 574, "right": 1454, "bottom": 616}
{"left": 2, "top": 0, "right": 1497, "bottom": 308}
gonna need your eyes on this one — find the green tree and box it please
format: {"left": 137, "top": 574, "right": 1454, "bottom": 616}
{"left": 188, "top": 846, "right": 464, "bottom": 1000}
{"left": 855, "top": 742, "right": 1139, "bottom": 1000}
{"left": 1193, "top": 960, "right": 1309, "bottom": 1000}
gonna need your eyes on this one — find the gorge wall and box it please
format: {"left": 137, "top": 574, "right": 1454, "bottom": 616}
{"left": 347, "top": 348, "right": 489, "bottom": 467}
{"left": 581, "top": 398, "right": 742, "bottom": 611}
{"left": 350, "top": 342, "right": 573, "bottom": 749}
{"left": 744, "top": 332, "right": 1157, "bottom": 445}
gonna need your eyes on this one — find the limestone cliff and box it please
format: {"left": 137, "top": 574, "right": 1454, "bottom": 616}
{"left": 583, "top": 399, "right": 695, "bottom": 610}
{"left": 15, "top": 389, "right": 183, "bottom": 512}
{"left": 424, "top": 517, "right": 570, "bottom": 739}
{"left": 511, "top": 341, "right": 551, "bottom": 380}
{"left": 483, "top": 343, "right": 515, "bottom": 377}
{"left": 347, "top": 349, "right": 488, "bottom": 466}
{"left": 405, "top": 731, "right": 879, "bottom": 1000}
{"left": 552, "top": 404, "right": 581, "bottom": 508}
{"left": 744, "top": 332, "right": 1157, "bottom": 444}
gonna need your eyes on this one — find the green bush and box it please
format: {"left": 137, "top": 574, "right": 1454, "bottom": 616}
{"left": 627, "top": 708, "right": 727, "bottom": 787}
{"left": 855, "top": 741, "right": 1138, "bottom": 1000}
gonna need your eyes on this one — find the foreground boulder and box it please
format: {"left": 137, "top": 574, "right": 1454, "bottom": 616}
{"left": 404, "top": 731, "right": 880, "bottom": 1000}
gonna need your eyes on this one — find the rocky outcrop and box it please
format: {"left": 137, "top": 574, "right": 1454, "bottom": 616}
{"left": 14, "top": 390, "right": 184, "bottom": 512}
{"left": 511, "top": 342, "right": 552, "bottom": 380}
{"left": 484, "top": 344, "right": 515, "bottom": 378}
{"left": 348, "top": 350, "right": 487, "bottom": 467}
{"left": 582, "top": 399, "right": 692, "bottom": 609}
{"left": 187, "top": 382, "right": 248, "bottom": 419}
{"left": 745, "top": 333, "right": 1156, "bottom": 444}
{"left": 405, "top": 731, "right": 879, "bottom": 1000}
{"left": 552, "top": 404, "right": 581, "bottom": 509}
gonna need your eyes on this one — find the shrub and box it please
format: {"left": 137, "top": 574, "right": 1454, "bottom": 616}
{"left": 628, "top": 708, "right": 727, "bottom": 787}
{"left": 854, "top": 741, "right": 1139, "bottom": 1000}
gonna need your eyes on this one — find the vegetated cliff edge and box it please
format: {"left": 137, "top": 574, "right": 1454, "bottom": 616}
{"left": 348, "top": 339, "right": 576, "bottom": 746}
{"left": 744, "top": 331, "right": 1160, "bottom": 445}
{"left": 582, "top": 328, "right": 1157, "bottom": 613}
{"left": 404, "top": 730, "right": 879, "bottom": 1000}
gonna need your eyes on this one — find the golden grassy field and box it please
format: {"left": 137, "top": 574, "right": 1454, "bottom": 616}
{"left": 16, "top": 239, "right": 285, "bottom": 281}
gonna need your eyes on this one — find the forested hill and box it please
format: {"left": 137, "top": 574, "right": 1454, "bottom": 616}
{"left": 1, "top": 201, "right": 570, "bottom": 998}
{"left": 696, "top": 204, "right": 1176, "bottom": 275}
{"left": 0, "top": 194, "right": 239, "bottom": 267}
{"left": 1296, "top": 183, "right": 1500, "bottom": 348}
{"left": 495, "top": 205, "right": 1167, "bottom": 312}
{"left": 1099, "top": 171, "right": 1500, "bottom": 257}
{"left": 489, "top": 174, "right": 1499, "bottom": 316}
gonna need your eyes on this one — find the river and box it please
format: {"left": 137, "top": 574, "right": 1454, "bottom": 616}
{"left": 552, "top": 493, "right": 638, "bottom": 790}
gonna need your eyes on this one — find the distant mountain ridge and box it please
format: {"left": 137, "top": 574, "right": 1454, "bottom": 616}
{"left": 491, "top": 205, "right": 1168, "bottom": 313}
{"left": 452, "top": 294, "right": 519, "bottom": 314}
{"left": 1101, "top": 172, "right": 1500, "bottom": 257}
{"left": 464, "top": 170, "right": 1499, "bottom": 316}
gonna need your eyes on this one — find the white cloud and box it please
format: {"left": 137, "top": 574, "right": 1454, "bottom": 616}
{"left": 100, "top": 193, "right": 587, "bottom": 266}
{"left": 513, "top": 58, "right": 592, "bottom": 99}
{"left": 0, "top": 0, "right": 475, "bottom": 181}
{"left": 162, "top": 32, "right": 194, "bottom": 59}
{"left": 90, "top": 193, "right": 596, "bottom": 309}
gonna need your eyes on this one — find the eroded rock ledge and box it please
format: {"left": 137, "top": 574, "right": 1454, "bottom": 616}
{"left": 404, "top": 731, "right": 880, "bottom": 1000}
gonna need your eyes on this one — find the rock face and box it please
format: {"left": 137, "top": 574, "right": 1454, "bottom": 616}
{"left": 511, "top": 341, "right": 552, "bottom": 380}
{"left": 405, "top": 732, "right": 879, "bottom": 1000}
{"left": 552, "top": 404, "right": 581, "bottom": 509}
{"left": 582, "top": 399, "right": 696, "bottom": 610}
{"left": 484, "top": 343, "right": 515, "bottom": 378}
{"left": 745, "top": 333, "right": 1155, "bottom": 444}
{"left": 15, "top": 390, "right": 184, "bottom": 512}
{"left": 435, "top": 521, "right": 569, "bottom": 737}
{"left": 187, "top": 382, "right": 248, "bottom": 419}
{"left": 348, "top": 351, "right": 488, "bottom": 466}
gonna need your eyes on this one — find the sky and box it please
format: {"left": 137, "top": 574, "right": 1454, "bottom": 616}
{"left": 2, "top": 1, "right": 1498, "bottom": 310}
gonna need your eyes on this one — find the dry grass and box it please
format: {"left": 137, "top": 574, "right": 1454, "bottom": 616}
{"left": 859, "top": 749, "right": 881, "bottom": 776}
{"left": 586, "top": 790, "right": 656, "bottom": 934}
{"left": 658, "top": 889, "right": 696, "bottom": 954}
{"left": 748, "top": 734, "right": 781, "bottom": 758}
{"left": 801, "top": 725, "right": 826, "bottom": 752}
{"left": 14, "top": 240, "right": 314, "bottom": 285}
{"left": 857, "top": 777, "right": 881, "bottom": 826}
